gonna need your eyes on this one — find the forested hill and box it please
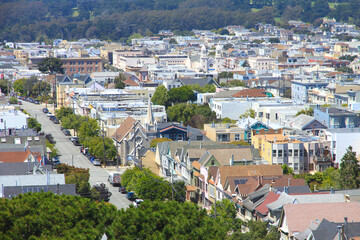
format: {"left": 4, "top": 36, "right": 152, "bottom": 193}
{"left": 1, "top": 0, "right": 360, "bottom": 42}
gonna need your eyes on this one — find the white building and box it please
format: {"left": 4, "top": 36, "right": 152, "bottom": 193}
{"left": 325, "top": 128, "right": 360, "bottom": 167}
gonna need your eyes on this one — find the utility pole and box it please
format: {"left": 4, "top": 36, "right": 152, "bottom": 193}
{"left": 171, "top": 158, "right": 174, "bottom": 200}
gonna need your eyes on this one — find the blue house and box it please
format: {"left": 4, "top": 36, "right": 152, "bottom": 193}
{"left": 314, "top": 107, "right": 359, "bottom": 128}
{"left": 291, "top": 80, "right": 328, "bottom": 103}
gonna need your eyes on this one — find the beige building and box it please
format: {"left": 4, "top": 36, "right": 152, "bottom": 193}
{"left": 204, "top": 123, "right": 246, "bottom": 143}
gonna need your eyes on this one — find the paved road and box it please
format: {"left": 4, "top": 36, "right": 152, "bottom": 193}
{"left": 22, "top": 101, "right": 131, "bottom": 209}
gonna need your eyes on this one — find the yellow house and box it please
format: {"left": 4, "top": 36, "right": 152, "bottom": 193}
{"left": 334, "top": 43, "right": 349, "bottom": 53}
{"left": 204, "top": 123, "right": 246, "bottom": 143}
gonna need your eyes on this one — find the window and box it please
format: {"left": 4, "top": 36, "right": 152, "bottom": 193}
{"left": 197, "top": 136, "right": 203, "bottom": 141}
{"left": 289, "top": 149, "right": 292, "bottom": 156}
{"left": 27, "top": 137, "right": 32, "bottom": 141}
{"left": 294, "top": 163, "right": 299, "bottom": 170}
{"left": 1, "top": 138, "right": 6, "bottom": 143}
{"left": 294, "top": 149, "right": 299, "bottom": 157}
{"left": 310, "top": 150, "right": 314, "bottom": 156}
{"left": 278, "top": 150, "right": 283, "bottom": 157}
{"left": 235, "top": 134, "right": 240, "bottom": 141}
{"left": 272, "top": 150, "right": 277, "bottom": 157}
{"left": 14, "top": 138, "right": 21, "bottom": 144}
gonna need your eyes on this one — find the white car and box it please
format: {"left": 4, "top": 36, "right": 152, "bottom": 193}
{"left": 132, "top": 199, "right": 143, "bottom": 207}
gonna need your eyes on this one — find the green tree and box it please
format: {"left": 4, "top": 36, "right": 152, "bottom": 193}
{"left": 219, "top": 71, "right": 233, "bottom": 79}
{"left": 85, "top": 136, "right": 117, "bottom": 161}
{"left": 150, "top": 137, "right": 173, "bottom": 148}
{"left": 239, "top": 109, "right": 255, "bottom": 119}
{"left": 31, "top": 81, "right": 51, "bottom": 98}
{"left": 189, "top": 84, "right": 216, "bottom": 93}
{"left": 168, "top": 85, "right": 196, "bottom": 104}
{"left": 78, "top": 117, "right": 100, "bottom": 142}
{"left": 37, "top": 57, "right": 64, "bottom": 75}
{"left": 282, "top": 164, "right": 294, "bottom": 175}
{"left": 0, "top": 192, "right": 116, "bottom": 239}
{"left": 295, "top": 108, "right": 314, "bottom": 117}
{"left": 127, "top": 33, "right": 144, "bottom": 45}
{"left": 13, "top": 78, "right": 25, "bottom": 95}
{"left": 114, "top": 73, "right": 126, "bottom": 89}
{"left": 230, "top": 140, "right": 251, "bottom": 146}
{"left": 46, "top": 140, "right": 59, "bottom": 158}
{"left": 151, "top": 85, "right": 169, "bottom": 106}
{"left": 27, "top": 117, "right": 41, "bottom": 132}
{"left": 0, "top": 79, "right": 11, "bottom": 95}
{"left": 57, "top": 164, "right": 91, "bottom": 197}
{"left": 9, "top": 97, "right": 18, "bottom": 104}
{"left": 210, "top": 199, "right": 241, "bottom": 231}
{"left": 55, "top": 106, "right": 74, "bottom": 120}
{"left": 108, "top": 200, "right": 227, "bottom": 239}
{"left": 269, "top": 37, "right": 280, "bottom": 43}
{"left": 339, "top": 146, "right": 360, "bottom": 189}
{"left": 336, "top": 66, "right": 354, "bottom": 74}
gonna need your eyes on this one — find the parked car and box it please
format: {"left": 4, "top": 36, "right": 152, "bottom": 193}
{"left": 108, "top": 172, "right": 121, "bottom": 187}
{"left": 92, "top": 158, "right": 101, "bottom": 166}
{"left": 132, "top": 199, "right": 144, "bottom": 207}
{"left": 42, "top": 108, "right": 49, "bottom": 113}
{"left": 45, "top": 134, "right": 56, "bottom": 144}
{"left": 62, "top": 129, "right": 71, "bottom": 136}
{"left": 52, "top": 118, "right": 60, "bottom": 124}
{"left": 126, "top": 192, "right": 136, "bottom": 201}
{"left": 18, "top": 101, "right": 22, "bottom": 105}
{"left": 118, "top": 186, "right": 127, "bottom": 194}
{"left": 34, "top": 100, "right": 40, "bottom": 104}
{"left": 73, "top": 139, "right": 81, "bottom": 146}
{"left": 70, "top": 137, "right": 79, "bottom": 142}
{"left": 52, "top": 157, "right": 60, "bottom": 168}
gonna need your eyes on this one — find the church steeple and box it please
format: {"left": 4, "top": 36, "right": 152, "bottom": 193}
{"left": 146, "top": 98, "right": 154, "bottom": 126}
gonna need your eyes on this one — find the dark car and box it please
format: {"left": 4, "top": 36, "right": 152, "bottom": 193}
{"left": 126, "top": 192, "right": 136, "bottom": 201}
{"left": 63, "top": 129, "right": 71, "bottom": 136}
{"left": 73, "top": 139, "right": 81, "bottom": 146}
{"left": 34, "top": 100, "right": 40, "bottom": 104}
{"left": 119, "top": 186, "right": 127, "bottom": 194}
{"left": 52, "top": 118, "right": 60, "bottom": 124}
{"left": 18, "top": 101, "right": 22, "bottom": 105}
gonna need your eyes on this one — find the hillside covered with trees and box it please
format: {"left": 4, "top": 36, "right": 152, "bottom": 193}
{"left": 1, "top": 0, "right": 360, "bottom": 42}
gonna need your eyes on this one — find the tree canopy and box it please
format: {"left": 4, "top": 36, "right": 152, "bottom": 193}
{"left": 38, "top": 57, "right": 64, "bottom": 75}
{"left": 339, "top": 146, "right": 360, "bottom": 189}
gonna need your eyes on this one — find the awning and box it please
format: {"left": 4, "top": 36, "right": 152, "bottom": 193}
{"left": 186, "top": 185, "right": 197, "bottom": 192}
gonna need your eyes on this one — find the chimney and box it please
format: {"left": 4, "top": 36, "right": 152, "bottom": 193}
{"left": 337, "top": 226, "right": 342, "bottom": 240}
{"left": 344, "top": 217, "right": 348, "bottom": 236}
{"left": 230, "top": 155, "right": 234, "bottom": 166}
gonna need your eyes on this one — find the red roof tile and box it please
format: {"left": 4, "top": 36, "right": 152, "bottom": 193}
{"left": 232, "top": 88, "right": 267, "bottom": 98}
{"left": 255, "top": 191, "right": 280, "bottom": 215}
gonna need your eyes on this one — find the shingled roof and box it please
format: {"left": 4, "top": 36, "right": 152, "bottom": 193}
{"left": 112, "top": 116, "right": 137, "bottom": 141}
{"left": 232, "top": 88, "right": 267, "bottom": 98}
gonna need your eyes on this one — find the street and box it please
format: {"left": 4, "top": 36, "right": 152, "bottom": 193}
{"left": 22, "top": 101, "right": 131, "bottom": 209}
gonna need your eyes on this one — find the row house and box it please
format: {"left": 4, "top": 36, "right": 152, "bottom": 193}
{"left": 252, "top": 129, "right": 332, "bottom": 173}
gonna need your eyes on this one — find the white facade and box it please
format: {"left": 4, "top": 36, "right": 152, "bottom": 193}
{"left": 210, "top": 99, "right": 252, "bottom": 120}
{"left": 325, "top": 128, "right": 360, "bottom": 167}
{"left": 0, "top": 109, "right": 28, "bottom": 130}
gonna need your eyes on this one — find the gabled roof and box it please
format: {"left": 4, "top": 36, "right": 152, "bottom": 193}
{"left": 158, "top": 124, "right": 187, "bottom": 133}
{"left": 255, "top": 191, "right": 281, "bottom": 215}
{"left": 216, "top": 165, "right": 283, "bottom": 188}
{"left": 286, "top": 114, "right": 327, "bottom": 130}
{"left": 0, "top": 149, "right": 34, "bottom": 163}
{"left": 282, "top": 202, "right": 360, "bottom": 237}
{"left": 178, "top": 77, "right": 220, "bottom": 88}
{"left": 112, "top": 116, "right": 137, "bottom": 141}
{"left": 232, "top": 88, "right": 267, "bottom": 98}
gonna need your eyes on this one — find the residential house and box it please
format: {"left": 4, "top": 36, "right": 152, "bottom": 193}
{"left": 279, "top": 202, "right": 360, "bottom": 240}
{"left": 252, "top": 129, "right": 332, "bottom": 173}
{"left": 291, "top": 80, "right": 328, "bottom": 103}
{"left": 284, "top": 114, "right": 328, "bottom": 136}
{"left": 314, "top": 107, "right": 359, "bottom": 129}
